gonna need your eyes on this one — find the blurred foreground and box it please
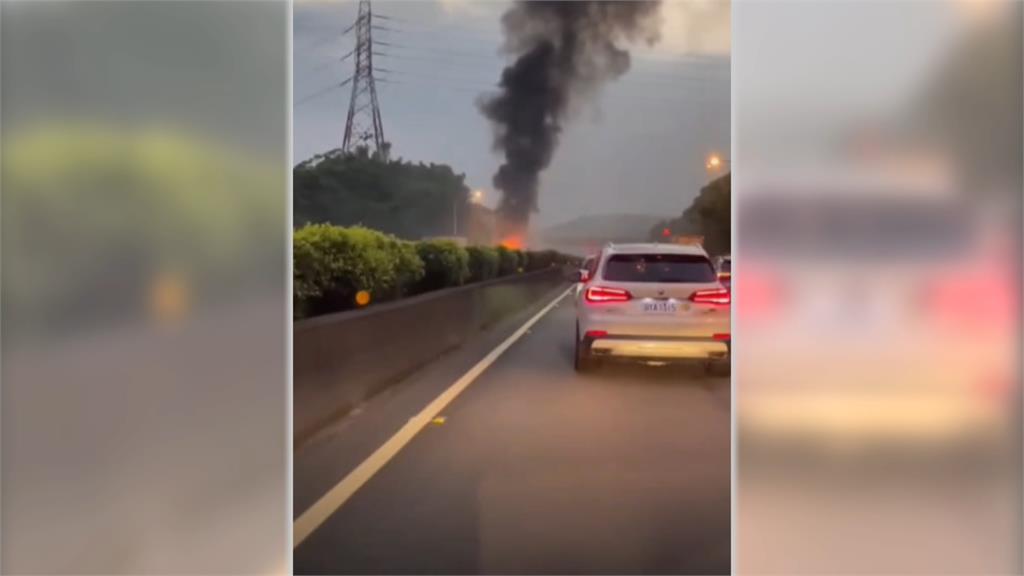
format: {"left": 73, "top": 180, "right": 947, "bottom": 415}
{"left": 735, "top": 2, "right": 1021, "bottom": 573}
{"left": 2, "top": 2, "right": 288, "bottom": 573}
{"left": 295, "top": 297, "right": 730, "bottom": 574}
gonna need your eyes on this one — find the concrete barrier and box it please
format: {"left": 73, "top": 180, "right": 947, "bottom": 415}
{"left": 294, "top": 268, "right": 569, "bottom": 445}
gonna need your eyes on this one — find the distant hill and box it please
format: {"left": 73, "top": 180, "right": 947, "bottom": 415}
{"left": 537, "top": 214, "right": 663, "bottom": 255}
{"left": 542, "top": 213, "right": 663, "bottom": 240}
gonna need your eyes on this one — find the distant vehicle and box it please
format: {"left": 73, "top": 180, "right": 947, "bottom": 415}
{"left": 671, "top": 234, "right": 705, "bottom": 247}
{"left": 574, "top": 254, "right": 598, "bottom": 297}
{"left": 714, "top": 255, "right": 731, "bottom": 288}
{"left": 574, "top": 243, "right": 730, "bottom": 373}
{"left": 580, "top": 255, "right": 597, "bottom": 281}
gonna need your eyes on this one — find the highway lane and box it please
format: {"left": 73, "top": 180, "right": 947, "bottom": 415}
{"left": 294, "top": 294, "right": 731, "bottom": 574}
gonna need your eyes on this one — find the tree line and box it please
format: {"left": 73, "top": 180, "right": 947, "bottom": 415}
{"left": 650, "top": 172, "right": 730, "bottom": 256}
{"left": 294, "top": 147, "right": 471, "bottom": 240}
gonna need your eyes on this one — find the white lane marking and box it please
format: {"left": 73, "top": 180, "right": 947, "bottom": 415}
{"left": 294, "top": 286, "right": 572, "bottom": 547}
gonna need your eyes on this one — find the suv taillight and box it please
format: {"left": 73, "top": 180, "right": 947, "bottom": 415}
{"left": 735, "top": 267, "right": 783, "bottom": 321}
{"left": 585, "top": 286, "right": 632, "bottom": 303}
{"left": 690, "top": 287, "right": 730, "bottom": 305}
{"left": 924, "top": 265, "right": 1016, "bottom": 333}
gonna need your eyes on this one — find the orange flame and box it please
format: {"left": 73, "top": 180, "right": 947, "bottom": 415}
{"left": 500, "top": 235, "right": 524, "bottom": 250}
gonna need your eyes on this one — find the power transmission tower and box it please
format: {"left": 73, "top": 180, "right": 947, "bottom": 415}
{"left": 342, "top": 0, "right": 387, "bottom": 157}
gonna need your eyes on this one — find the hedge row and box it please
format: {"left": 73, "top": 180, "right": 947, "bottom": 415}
{"left": 294, "top": 224, "right": 576, "bottom": 318}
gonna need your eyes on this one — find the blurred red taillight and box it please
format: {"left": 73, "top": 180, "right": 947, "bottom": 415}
{"left": 713, "top": 333, "right": 731, "bottom": 341}
{"left": 924, "top": 265, "right": 1016, "bottom": 333}
{"left": 690, "top": 287, "right": 730, "bottom": 305}
{"left": 585, "top": 286, "right": 632, "bottom": 303}
{"left": 735, "top": 267, "right": 783, "bottom": 321}
{"left": 974, "top": 374, "right": 1014, "bottom": 403}
{"left": 585, "top": 330, "right": 608, "bottom": 339}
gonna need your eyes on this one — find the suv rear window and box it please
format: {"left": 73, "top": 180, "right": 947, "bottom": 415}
{"left": 602, "top": 254, "right": 716, "bottom": 283}
{"left": 739, "top": 197, "right": 970, "bottom": 258}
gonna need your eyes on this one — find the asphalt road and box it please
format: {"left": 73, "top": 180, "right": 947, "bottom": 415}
{"left": 294, "top": 291, "right": 731, "bottom": 575}
{"left": 5, "top": 295, "right": 287, "bottom": 574}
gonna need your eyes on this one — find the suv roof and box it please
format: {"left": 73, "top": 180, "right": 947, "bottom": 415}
{"left": 603, "top": 242, "right": 709, "bottom": 257}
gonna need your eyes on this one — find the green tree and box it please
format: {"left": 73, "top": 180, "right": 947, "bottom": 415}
{"left": 294, "top": 150, "right": 470, "bottom": 240}
{"left": 651, "top": 172, "right": 730, "bottom": 255}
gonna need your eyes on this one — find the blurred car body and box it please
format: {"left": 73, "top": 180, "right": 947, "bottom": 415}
{"left": 736, "top": 173, "right": 1017, "bottom": 450}
{"left": 574, "top": 243, "right": 731, "bottom": 372}
{"left": 714, "top": 255, "right": 731, "bottom": 288}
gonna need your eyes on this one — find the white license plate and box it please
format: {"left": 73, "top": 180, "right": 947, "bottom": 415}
{"left": 643, "top": 301, "right": 678, "bottom": 313}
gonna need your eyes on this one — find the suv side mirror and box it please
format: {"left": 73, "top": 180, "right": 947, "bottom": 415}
{"left": 577, "top": 269, "right": 590, "bottom": 283}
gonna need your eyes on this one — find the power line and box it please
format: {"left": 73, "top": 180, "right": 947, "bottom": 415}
{"left": 371, "top": 19, "right": 500, "bottom": 44}
{"left": 370, "top": 49, "right": 727, "bottom": 89}
{"left": 379, "top": 68, "right": 497, "bottom": 90}
{"left": 302, "top": 14, "right": 728, "bottom": 69}
{"left": 381, "top": 42, "right": 501, "bottom": 63}
{"left": 373, "top": 67, "right": 722, "bottom": 105}
{"left": 373, "top": 52, "right": 725, "bottom": 93}
{"left": 373, "top": 28, "right": 728, "bottom": 78}
{"left": 306, "top": 20, "right": 727, "bottom": 81}
{"left": 310, "top": 48, "right": 356, "bottom": 72}
{"left": 296, "top": 9, "right": 727, "bottom": 133}
{"left": 295, "top": 77, "right": 353, "bottom": 106}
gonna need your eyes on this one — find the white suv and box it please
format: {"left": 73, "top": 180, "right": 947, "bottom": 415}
{"left": 574, "top": 243, "right": 731, "bottom": 372}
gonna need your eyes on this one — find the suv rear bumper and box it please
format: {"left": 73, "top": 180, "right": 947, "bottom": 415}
{"left": 587, "top": 334, "right": 729, "bottom": 360}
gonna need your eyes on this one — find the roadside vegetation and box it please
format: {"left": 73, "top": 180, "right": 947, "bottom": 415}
{"left": 294, "top": 224, "right": 576, "bottom": 319}
{"left": 651, "top": 172, "right": 730, "bottom": 255}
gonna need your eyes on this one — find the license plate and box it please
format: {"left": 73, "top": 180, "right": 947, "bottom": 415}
{"left": 643, "top": 301, "right": 677, "bottom": 313}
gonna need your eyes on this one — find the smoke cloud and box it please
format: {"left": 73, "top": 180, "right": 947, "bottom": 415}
{"left": 480, "top": 1, "right": 662, "bottom": 235}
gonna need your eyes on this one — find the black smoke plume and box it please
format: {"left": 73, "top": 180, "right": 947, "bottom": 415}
{"left": 480, "top": 1, "right": 662, "bottom": 235}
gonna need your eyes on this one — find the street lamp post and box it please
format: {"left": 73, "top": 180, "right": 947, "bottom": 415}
{"left": 456, "top": 190, "right": 485, "bottom": 237}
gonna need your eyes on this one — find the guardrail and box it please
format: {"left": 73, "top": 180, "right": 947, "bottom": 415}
{"left": 294, "top": 267, "right": 570, "bottom": 446}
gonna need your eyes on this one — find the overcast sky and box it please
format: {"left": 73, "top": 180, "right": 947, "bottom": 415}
{"left": 294, "top": 0, "right": 730, "bottom": 229}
